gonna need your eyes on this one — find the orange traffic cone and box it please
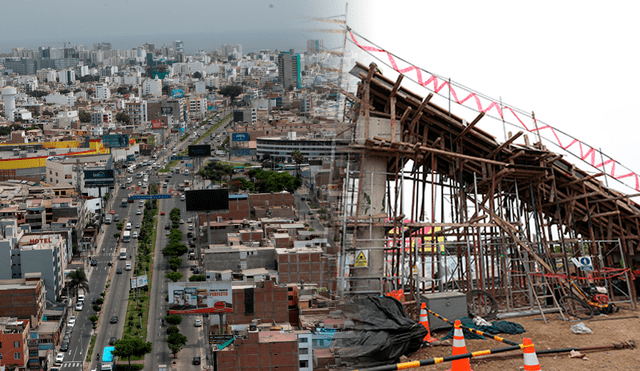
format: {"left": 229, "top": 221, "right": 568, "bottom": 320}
{"left": 445, "top": 319, "right": 473, "bottom": 371}
{"left": 419, "top": 303, "right": 437, "bottom": 343}
{"left": 522, "top": 338, "right": 541, "bottom": 371}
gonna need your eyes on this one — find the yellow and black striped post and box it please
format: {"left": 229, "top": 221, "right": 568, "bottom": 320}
{"left": 350, "top": 344, "right": 526, "bottom": 371}
{"left": 425, "top": 308, "right": 519, "bottom": 346}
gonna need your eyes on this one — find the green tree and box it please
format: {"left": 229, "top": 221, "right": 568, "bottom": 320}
{"left": 167, "top": 333, "right": 188, "bottom": 358}
{"left": 199, "top": 161, "right": 234, "bottom": 182}
{"left": 292, "top": 149, "right": 304, "bottom": 166}
{"left": 165, "top": 271, "right": 183, "bottom": 282}
{"left": 218, "top": 85, "right": 243, "bottom": 102}
{"left": 112, "top": 337, "right": 153, "bottom": 368}
{"left": 166, "top": 325, "right": 180, "bottom": 335}
{"left": 67, "top": 269, "right": 90, "bottom": 300}
{"left": 188, "top": 274, "right": 206, "bottom": 282}
{"left": 115, "top": 112, "right": 130, "bottom": 124}
{"left": 88, "top": 315, "right": 99, "bottom": 327}
{"left": 247, "top": 168, "right": 302, "bottom": 193}
{"left": 79, "top": 110, "right": 91, "bottom": 123}
{"left": 164, "top": 315, "right": 183, "bottom": 326}
{"left": 168, "top": 256, "right": 182, "bottom": 271}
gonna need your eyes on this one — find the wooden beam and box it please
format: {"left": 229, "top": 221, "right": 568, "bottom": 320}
{"left": 409, "top": 93, "right": 433, "bottom": 131}
{"left": 547, "top": 191, "right": 601, "bottom": 206}
{"left": 453, "top": 112, "right": 485, "bottom": 143}
{"left": 390, "top": 74, "right": 404, "bottom": 98}
{"left": 487, "top": 131, "right": 522, "bottom": 158}
{"left": 563, "top": 172, "right": 605, "bottom": 187}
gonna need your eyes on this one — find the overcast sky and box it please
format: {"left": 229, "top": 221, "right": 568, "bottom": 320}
{"left": 2, "top": 0, "right": 639, "bottom": 193}
{"left": 340, "top": 1, "right": 640, "bottom": 195}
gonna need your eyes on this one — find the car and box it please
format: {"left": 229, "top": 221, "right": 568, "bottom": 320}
{"left": 91, "top": 297, "right": 98, "bottom": 305}
{"left": 166, "top": 230, "right": 170, "bottom": 236}
{"left": 75, "top": 302, "right": 83, "bottom": 311}
{"left": 116, "top": 268, "right": 122, "bottom": 274}
{"left": 60, "top": 341, "right": 69, "bottom": 352}
{"left": 193, "top": 267, "right": 200, "bottom": 274}
{"left": 192, "top": 356, "right": 201, "bottom": 365}
{"left": 67, "top": 318, "right": 75, "bottom": 328}
{"left": 110, "top": 316, "right": 118, "bottom": 324}
{"left": 78, "top": 295, "right": 85, "bottom": 302}
{"left": 167, "top": 173, "right": 172, "bottom": 178}
{"left": 188, "top": 224, "right": 194, "bottom": 230}
{"left": 133, "top": 231, "right": 138, "bottom": 239}
{"left": 161, "top": 211, "right": 165, "bottom": 215}
{"left": 138, "top": 181, "right": 142, "bottom": 186}
{"left": 163, "top": 183, "right": 168, "bottom": 188}
{"left": 135, "top": 223, "right": 140, "bottom": 228}
{"left": 181, "top": 160, "right": 184, "bottom": 163}
{"left": 190, "top": 265, "right": 196, "bottom": 271}
{"left": 194, "top": 318, "right": 202, "bottom": 327}
{"left": 63, "top": 335, "right": 70, "bottom": 343}
{"left": 121, "top": 183, "right": 126, "bottom": 189}
{"left": 56, "top": 353, "right": 65, "bottom": 363}
{"left": 136, "top": 209, "right": 141, "bottom": 215}
{"left": 114, "top": 214, "right": 120, "bottom": 222}
{"left": 180, "top": 219, "right": 184, "bottom": 224}
{"left": 109, "top": 337, "right": 117, "bottom": 345}
{"left": 110, "top": 210, "right": 115, "bottom": 215}
{"left": 187, "top": 232, "right": 194, "bottom": 239}
{"left": 187, "top": 218, "right": 192, "bottom": 223}
{"left": 91, "top": 259, "right": 98, "bottom": 266}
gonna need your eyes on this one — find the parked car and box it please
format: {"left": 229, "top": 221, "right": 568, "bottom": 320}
{"left": 192, "top": 356, "right": 201, "bottom": 365}
{"left": 60, "top": 341, "right": 69, "bottom": 352}
{"left": 56, "top": 353, "right": 65, "bottom": 364}
{"left": 194, "top": 319, "right": 202, "bottom": 327}
{"left": 67, "top": 318, "right": 76, "bottom": 328}
{"left": 75, "top": 302, "right": 83, "bottom": 311}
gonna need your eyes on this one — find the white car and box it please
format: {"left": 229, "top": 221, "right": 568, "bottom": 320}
{"left": 194, "top": 318, "right": 202, "bottom": 327}
{"left": 133, "top": 231, "right": 138, "bottom": 239}
{"left": 188, "top": 224, "right": 194, "bottom": 230}
{"left": 138, "top": 181, "right": 142, "bottom": 186}
{"left": 136, "top": 209, "right": 141, "bottom": 215}
{"left": 67, "top": 318, "right": 76, "bottom": 328}
{"left": 56, "top": 353, "right": 65, "bottom": 363}
{"left": 77, "top": 294, "right": 85, "bottom": 303}
{"left": 75, "top": 302, "right": 83, "bottom": 311}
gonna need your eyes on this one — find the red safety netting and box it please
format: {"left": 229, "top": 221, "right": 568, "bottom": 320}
{"left": 348, "top": 30, "right": 640, "bottom": 192}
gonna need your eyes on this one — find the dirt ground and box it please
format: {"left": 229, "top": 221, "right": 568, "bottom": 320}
{"left": 400, "top": 304, "right": 640, "bottom": 370}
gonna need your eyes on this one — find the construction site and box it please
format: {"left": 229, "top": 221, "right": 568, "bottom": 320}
{"left": 313, "top": 54, "right": 640, "bottom": 370}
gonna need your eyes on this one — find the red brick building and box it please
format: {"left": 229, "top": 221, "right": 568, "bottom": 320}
{"left": 216, "top": 330, "right": 299, "bottom": 371}
{"left": 0, "top": 275, "right": 45, "bottom": 328}
{"left": 276, "top": 247, "right": 336, "bottom": 290}
{"left": 226, "top": 280, "right": 288, "bottom": 325}
{"left": 0, "top": 318, "right": 30, "bottom": 371}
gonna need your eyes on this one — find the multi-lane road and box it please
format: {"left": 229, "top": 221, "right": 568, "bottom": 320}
{"left": 58, "top": 112, "right": 231, "bottom": 371}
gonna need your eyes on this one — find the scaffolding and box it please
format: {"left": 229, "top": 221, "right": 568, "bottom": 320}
{"left": 327, "top": 62, "right": 637, "bottom": 318}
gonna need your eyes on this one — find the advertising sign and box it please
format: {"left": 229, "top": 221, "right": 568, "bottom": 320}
{"left": 102, "top": 134, "right": 130, "bottom": 148}
{"left": 231, "top": 133, "right": 249, "bottom": 142}
{"left": 171, "top": 89, "right": 184, "bottom": 98}
{"left": 151, "top": 120, "right": 162, "bottom": 129}
{"left": 188, "top": 145, "right": 211, "bottom": 157}
{"left": 130, "top": 275, "right": 148, "bottom": 289}
{"left": 168, "top": 282, "right": 233, "bottom": 314}
{"left": 185, "top": 189, "right": 229, "bottom": 211}
{"left": 84, "top": 169, "right": 115, "bottom": 187}
{"left": 161, "top": 107, "right": 173, "bottom": 114}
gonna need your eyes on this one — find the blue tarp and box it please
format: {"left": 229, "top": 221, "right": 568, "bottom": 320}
{"left": 102, "top": 346, "right": 115, "bottom": 363}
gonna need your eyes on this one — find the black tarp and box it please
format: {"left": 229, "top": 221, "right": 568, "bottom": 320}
{"left": 329, "top": 296, "right": 427, "bottom": 368}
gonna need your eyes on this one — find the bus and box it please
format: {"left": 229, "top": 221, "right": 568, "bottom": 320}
{"left": 122, "top": 231, "right": 131, "bottom": 244}
{"left": 119, "top": 247, "right": 127, "bottom": 259}
{"left": 233, "top": 166, "right": 244, "bottom": 173}
{"left": 121, "top": 198, "right": 127, "bottom": 207}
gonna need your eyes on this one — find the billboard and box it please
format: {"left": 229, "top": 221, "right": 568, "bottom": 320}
{"left": 188, "top": 144, "right": 211, "bottom": 157}
{"left": 185, "top": 189, "right": 229, "bottom": 211}
{"left": 232, "top": 133, "right": 249, "bottom": 142}
{"left": 84, "top": 169, "right": 115, "bottom": 187}
{"left": 168, "top": 282, "right": 233, "bottom": 314}
{"left": 171, "top": 89, "right": 184, "bottom": 98}
{"left": 151, "top": 120, "right": 162, "bottom": 129}
{"left": 130, "top": 275, "right": 148, "bottom": 289}
{"left": 161, "top": 107, "right": 173, "bottom": 114}
{"left": 102, "top": 134, "right": 130, "bottom": 148}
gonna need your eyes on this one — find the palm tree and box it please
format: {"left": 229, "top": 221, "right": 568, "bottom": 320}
{"left": 67, "top": 269, "right": 90, "bottom": 300}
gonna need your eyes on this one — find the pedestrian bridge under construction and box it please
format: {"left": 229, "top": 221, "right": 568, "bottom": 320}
{"left": 328, "top": 62, "right": 638, "bottom": 319}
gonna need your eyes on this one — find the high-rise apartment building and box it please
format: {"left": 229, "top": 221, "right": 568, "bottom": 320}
{"left": 306, "top": 39, "right": 324, "bottom": 54}
{"left": 95, "top": 83, "right": 111, "bottom": 99}
{"left": 277, "top": 50, "right": 301, "bottom": 90}
{"left": 221, "top": 44, "right": 242, "bottom": 58}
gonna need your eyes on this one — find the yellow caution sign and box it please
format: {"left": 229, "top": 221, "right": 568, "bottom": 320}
{"left": 355, "top": 251, "right": 368, "bottom": 267}
{"left": 413, "top": 265, "right": 418, "bottom": 275}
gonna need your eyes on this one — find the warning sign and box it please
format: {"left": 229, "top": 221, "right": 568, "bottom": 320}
{"left": 355, "top": 251, "right": 368, "bottom": 267}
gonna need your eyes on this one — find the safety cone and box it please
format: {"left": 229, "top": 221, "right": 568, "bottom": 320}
{"left": 522, "top": 338, "right": 541, "bottom": 371}
{"left": 445, "top": 319, "right": 473, "bottom": 371}
{"left": 419, "top": 303, "right": 437, "bottom": 343}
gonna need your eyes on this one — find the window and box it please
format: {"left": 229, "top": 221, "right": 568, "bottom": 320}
{"left": 14, "top": 340, "right": 19, "bottom": 347}
{"left": 299, "top": 360, "right": 308, "bottom": 368}
{"left": 299, "top": 348, "right": 308, "bottom": 355}
{"left": 298, "top": 337, "right": 308, "bottom": 343}
{"left": 65, "top": 174, "right": 72, "bottom": 179}
{"left": 15, "top": 352, "right": 21, "bottom": 359}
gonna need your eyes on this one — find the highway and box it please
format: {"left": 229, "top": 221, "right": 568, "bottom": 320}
{"left": 60, "top": 110, "right": 231, "bottom": 371}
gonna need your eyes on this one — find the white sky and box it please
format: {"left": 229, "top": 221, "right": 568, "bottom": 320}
{"left": 337, "top": 1, "right": 640, "bottom": 195}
